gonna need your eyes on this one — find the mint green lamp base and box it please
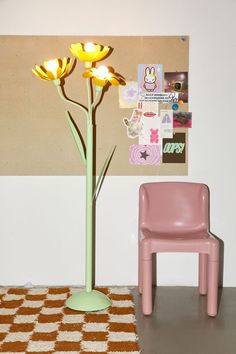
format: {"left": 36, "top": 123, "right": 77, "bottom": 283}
{"left": 66, "top": 290, "right": 112, "bottom": 312}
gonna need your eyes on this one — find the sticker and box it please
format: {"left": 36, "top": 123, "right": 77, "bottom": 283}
{"left": 173, "top": 112, "right": 192, "bottom": 128}
{"left": 138, "top": 64, "right": 163, "bottom": 101}
{"left": 160, "top": 109, "right": 173, "bottom": 138}
{"left": 123, "top": 109, "right": 143, "bottom": 138}
{"left": 162, "top": 132, "right": 186, "bottom": 163}
{"left": 164, "top": 72, "right": 188, "bottom": 103}
{"left": 172, "top": 103, "right": 179, "bottom": 111}
{"left": 119, "top": 81, "right": 139, "bottom": 108}
{"left": 138, "top": 92, "right": 178, "bottom": 103}
{"left": 129, "top": 144, "right": 161, "bottom": 165}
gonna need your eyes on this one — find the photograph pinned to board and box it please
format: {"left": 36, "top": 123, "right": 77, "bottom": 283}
{"left": 164, "top": 72, "right": 188, "bottom": 103}
{"left": 123, "top": 109, "right": 142, "bottom": 138}
{"left": 138, "top": 64, "right": 163, "bottom": 101}
{"left": 162, "top": 132, "right": 186, "bottom": 163}
{"left": 119, "top": 81, "right": 139, "bottom": 108}
{"left": 173, "top": 112, "right": 192, "bottom": 128}
{"left": 129, "top": 144, "right": 161, "bottom": 165}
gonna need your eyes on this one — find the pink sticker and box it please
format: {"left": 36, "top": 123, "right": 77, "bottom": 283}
{"left": 129, "top": 145, "right": 161, "bottom": 165}
{"left": 150, "top": 129, "right": 159, "bottom": 143}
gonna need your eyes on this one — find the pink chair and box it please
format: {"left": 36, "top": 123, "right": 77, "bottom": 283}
{"left": 138, "top": 182, "right": 220, "bottom": 317}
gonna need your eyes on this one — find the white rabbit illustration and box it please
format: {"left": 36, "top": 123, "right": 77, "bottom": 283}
{"left": 143, "top": 67, "right": 157, "bottom": 92}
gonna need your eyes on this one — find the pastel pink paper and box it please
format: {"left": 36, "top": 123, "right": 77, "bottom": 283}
{"left": 129, "top": 144, "right": 161, "bottom": 165}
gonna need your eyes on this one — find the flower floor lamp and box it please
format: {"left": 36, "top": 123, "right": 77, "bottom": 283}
{"left": 32, "top": 42, "right": 124, "bottom": 311}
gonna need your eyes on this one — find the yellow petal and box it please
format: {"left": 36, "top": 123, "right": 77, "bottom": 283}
{"left": 94, "top": 46, "right": 110, "bottom": 61}
{"left": 32, "top": 68, "right": 50, "bottom": 80}
{"left": 94, "top": 77, "right": 107, "bottom": 87}
{"left": 58, "top": 58, "right": 72, "bottom": 79}
{"left": 61, "top": 57, "right": 68, "bottom": 73}
{"left": 70, "top": 43, "right": 83, "bottom": 57}
{"left": 65, "top": 61, "right": 72, "bottom": 75}
{"left": 83, "top": 71, "right": 93, "bottom": 78}
{"left": 56, "top": 67, "right": 62, "bottom": 78}
{"left": 101, "top": 45, "right": 110, "bottom": 55}
{"left": 93, "top": 44, "right": 102, "bottom": 52}
{"left": 32, "top": 68, "right": 41, "bottom": 78}
{"left": 71, "top": 43, "right": 83, "bottom": 51}
{"left": 78, "top": 52, "right": 89, "bottom": 61}
{"left": 109, "top": 77, "right": 120, "bottom": 86}
{"left": 35, "top": 65, "right": 48, "bottom": 78}
{"left": 65, "top": 58, "right": 72, "bottom": 72}
{"left": 45, "top": 71, "right": 55, "bottom": 80}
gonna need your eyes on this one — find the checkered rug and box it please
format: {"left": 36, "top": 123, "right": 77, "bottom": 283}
{"left": 0, "top": 287, "right": 140, "bottom": 353}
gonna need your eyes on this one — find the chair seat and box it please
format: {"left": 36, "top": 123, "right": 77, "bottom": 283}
{"left": 141, "top": 229, "right": 211, "bottom": 240}
{"left": 141, "top": 230, "right": 218, "bottom": 258}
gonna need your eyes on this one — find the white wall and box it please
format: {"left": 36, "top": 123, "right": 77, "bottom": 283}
{"left": 0, "top": 0, "right": 235, "bottom": 286}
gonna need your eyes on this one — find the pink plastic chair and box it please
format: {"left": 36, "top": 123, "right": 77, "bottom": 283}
{"left": 138, "top": 182, "right": 220, "bottom": 317}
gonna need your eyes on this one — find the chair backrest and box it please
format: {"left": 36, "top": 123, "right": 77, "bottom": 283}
{"left": 139, "top": 182, "right": 209, "bottom": 234}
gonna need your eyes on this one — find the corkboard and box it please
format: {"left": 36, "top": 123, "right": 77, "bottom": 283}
{"left": 0, "top": 36, "right": 189, "bottom": 175}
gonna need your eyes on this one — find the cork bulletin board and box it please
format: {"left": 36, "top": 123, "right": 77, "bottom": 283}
{"left": 0, "top": 36, "right": 189, "bottom": 175}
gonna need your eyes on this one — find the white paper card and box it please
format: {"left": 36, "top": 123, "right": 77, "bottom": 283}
{"left": 160, "top": 109, "right": 173, "bottom": 138}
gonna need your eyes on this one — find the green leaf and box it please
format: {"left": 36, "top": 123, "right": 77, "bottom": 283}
{"left": 66, "top": 111, "right": 86, "bottom": 165}
{"left": 93, "top": 145, "right": 116, "bottom": 200}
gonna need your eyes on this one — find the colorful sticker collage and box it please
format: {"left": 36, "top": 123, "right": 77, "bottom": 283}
{"left": 119, "top": 64, "right": 192, "bottom": 165}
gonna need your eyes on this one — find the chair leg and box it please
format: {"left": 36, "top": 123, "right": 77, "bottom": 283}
{"left": 207, "top": 260, "right": 219, "bottom": 316}
{"left": 199, "top": 253, "right": 208, "bottom": 295}
{"left": 142, "top": 258, "right": 152, "bottom": 315}
{"left": 138, "top": 241, "right": 142, "bottom": 294}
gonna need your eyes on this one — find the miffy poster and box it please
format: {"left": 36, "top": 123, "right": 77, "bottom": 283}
{"left": 138, "top": 64, "right": 163, "bottom": 99}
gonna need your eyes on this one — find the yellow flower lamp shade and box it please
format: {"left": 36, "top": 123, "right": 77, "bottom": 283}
{"left": 83, "top": 66, "right": 121, "bottom": 90}
{"left": 70, "top": 42, "right": 110, "bottom": 67}
{"left": 32, "top": 57, "right": 72, "bottom": 82}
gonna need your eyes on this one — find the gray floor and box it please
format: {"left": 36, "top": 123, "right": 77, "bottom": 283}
{"left": 133, "top": 287, "right": 236, "bottom": 354}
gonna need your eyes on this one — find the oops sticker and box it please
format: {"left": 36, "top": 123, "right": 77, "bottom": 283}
{"left": 162, "top": 133, "right": 186, "bottom": 163}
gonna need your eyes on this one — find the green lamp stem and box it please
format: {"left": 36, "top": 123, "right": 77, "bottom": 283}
{"left": 85, "top": 78, "right": 94, "bottom": 292}
{"left": 55, "top": 83, "right": 88, "bottom": 117}
{"left": 85, "top": 121, "right": 93, "bottom": 293}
